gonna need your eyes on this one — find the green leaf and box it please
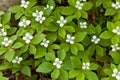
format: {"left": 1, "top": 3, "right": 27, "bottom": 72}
{"left": 31, "top": 33, "right": 45, "bottom": 44}
{"left": 0, "top": 62, "right": 12, "bottom": 70}
{"left": 15, "top": 11, "right": 24, "bottom": 20}
{"left": 8, "top": 5, "right": 23, "bottom": 13}
{"left": 105, "top": 8, "right": 116, "bottom": 16}
{"left": 61, "top": 6, "right": 75, "bottom": 15}
{"left": 35, "top": 46, "right": 46, "bottom": 58}
{"left": 69, "top": 70, "right": 79, "bottom": 78}
{"left": 29, "top": 44, "right": 36, "bottom": 55}
{"left": 58, "top": 49, "right": 66, "bottom": 60}
{"left": 45, "top": 23, "right": 58, "bottom": 31}
{"left": 100, "top": 30, "right": 113, "bottom": 39}
{"left": 84, "top": 71, "right": 98, "bottom": 80}
{"left": 83, "top": 2, "right": 93, "bottom": 10}
{"left": 2, "top": 12, "right": 11, "bottom": 24}
{"left": 70, "top": 44, "right": 78, "bottom": 55}
{"left": 110, "top": 51, "right": 120, "bottom": 64}
{"left": 75, "top": 43, "right": 84, "bottom": 51}
{"left": 7, "top": 27, "right": 17, "bottom": 35}
{"left": 95, "top": 45, "right": 104, "bottom": 56}
{"left": 49, "top": 44, "right": 61, "bottom": 49}
{"left": 21, "top": 66, "right": 31, "bottom": 77}
{"left": 96, "top": 0, "right": 102, "bottom": 7}
{"left": 0, "top": 48, "right": 7, "bottom": 55}
{"left": 36, "top": 62, "right": 54, "bottom": 73}
{"left": 74, "top": 32, "right": 87, "bottom": 42}
{"left": 111, "top": 35, "right": 119, "bottom": 44}
{"left": 70, "top": 56, "right": 81, "bottom": 69}
{"left": 107, "top": 21, "right": 114, "bottom": 31}
{"left": 28, "top": 0, "right": 37, "bottom": 8}
{"left": 12, "top": 42, "right": 24, "bottom": 49}
{"left": 60, "top": 42, "right": 69, "bottom": 52}
{"left": 81, "top": 11, "right": 88, "bottom": 19}
{"left": 0, "top": 11, "right": 5, "bottom": 16}
{"left": 51, "top": 69, "right": 60, "bottom": 79}
{"left": 76, "top": 73, "right": 85, "bottom": 80}
{"left": 58, "top": 29, "right": 66, "bottom": 38}
{"left": 68, "top": 0, "right": 75, "bottom": 7}
{"left": 16, "top": 28, "right": 26, "bottom": 36}
{"left": 60, "top": 69, "right": 69, "bottom": 80}
{"left": 63, "top": 26, "right": 75, "bottom": 32}
{"left": 4, "top": 49, "right": 15, "bottom": 62}
{"left": 103, "top": 69, "right": 112, "bottom": 76}
{"left": 62, "top": 59, "right": 74, "bottom": 70}
{"left": 45, "top": 52, "right": 55, "bottom": 61}
{"left": 90, "top": 63, "right": 99, "bottom": 70}
{"left": 46, "top": 32, "right": 57, "bottom": 43}
{"left": 74, "top": 11, "right": 81, "bottom": 19}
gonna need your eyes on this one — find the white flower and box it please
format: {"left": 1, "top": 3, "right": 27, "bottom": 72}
{"left": 112, "top": 2, "right": 120, "bottom": 9}
{"left": 82, "top": 62, "right": 90, "bottom": 70}
{"left": 75, "top": 1, "right": 83, "bottom": 10}
{"left": 44, "top": 4, "right": 54, "bottom": 9}
{"left": 112, "top": 26, "right": 120, "bottom": 35}
{"left": 80, "top": 22, "right": 87, "bottom": 28}
{"left": 57, "top": 16, "right": 67, "bottom": 27}
{"left": 19, "top": 19, "right": 31, "bottom": 28}
{"left": 91, "top": 35, "right": 100, "bottom": 44}
{"left": 12, "top": 56, "right": 23, "bottom": 64}
{"left": 53, "top": 58, "right": 62, "bottom": 69}
{"left": 112, "top": 68, "right": 120, "bottom": 80}
{"left": 0, "top": 23, "right": 2, "bottom": 27}
{"left": 66, "top": 34, "right": 75, "bottom": 44}
{"left": 40, "top": 38, "right": 50, "bottom": 48}
{"left": 20, "top": 0, "right": 29, "bottom": 8}
{"left": 23, "top": 32, "right": 33, "bottom": 44}
{"left": 35, "top": 16, "right": 46, "bottom": 24}
{"left": 1, "top": 37, "right": 12, "bottom": 47}
{"left": 111, "top": 44, "right": 120, "bottom": 51}
{"left": 0, "top": 29, "right": 7, "bottom": 36}
{"left": 32, "top": 10, "right": 43, "bottom": 18}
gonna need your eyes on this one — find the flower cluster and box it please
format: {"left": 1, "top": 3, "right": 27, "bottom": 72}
{"left": 66, "top": 34, "right": 75, "bottom": 44}
{"left": 1, "top": 37, "right": 12, "bottom": 47}
{"left": 23, "top": 32, "right": 33, "bottom": 44}
{"left": 12, "top": 56, "right": 23, "bottom": 64}
{"left": 19, "top": 19, "right": 31, "bottom": 28}
{"left": 20, "top": 0, "right": 29, "bottom": 8}
{"left": 32, "top": 10, "right": 46, "bottom": 24}
{"left": 57, "top": 16, "right": 67, "bottom": 27}
{"left": 112, "top": 68, "right": 120, "bottom": 80}
{"left": 75, "top": 1, "right": 83, "bottom": 10}
{"left": 80, "top": 22, "right": 87, "bottom": 28}
{"left": 112, "top": 26, "right": 120, "bottom": 35}
{"left": 91, "top": 35, "right": 100, "bottom": 44}
{"left": 40, "top": 38, "right": 50, "bottom": 48}
{"left": 82, "top": 62, "right": 90, "bottom": 70}
{"left": 111, "top": 44, "right": 120, "bottom": 51}
{"left": 112, "top": 2, "right": 120, "bottom": 9}
{"left": 44, "top": 4, "right": 54, "bottom": 10}
{"left": 53, "top": 58, "right": 62, "bottom": 69}
{"left": 0, "top": 29, "right": 7, "bottom": 36}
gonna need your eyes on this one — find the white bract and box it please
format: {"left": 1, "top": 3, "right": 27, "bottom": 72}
{"left": 23, "top": 32, "right": 33, "bottom": 44}
{"left": 19, "top": 19, "right": 31, "bottom": 28}
{"left": 44, "top": 4, "right": 54, "bottom": 9}
{"left": 112, "top": 2, "right": 120, "bottom": 9}
{"left": 112, "top": 68, "right": 120, "bottom": 80}
{"left": 20, "top": 0, "right": 29, "bottom": 8}
{"left": 0, "top": 23, "right": 2, "bottom": 27}
{"left": 12, "top": 56, "right": 23, "bottom": 64}
{"left": 53, "top": 58, "right": 62, "bottom": 69}
{"left": 75, "top": 1, "right": 83, "bottom": 10}
{"left": 91, "top": 35, "right": 100, "bottom": 44}
{"left": 82, "top": 62, "right": 90, "bottom": 70}
{"left": 112, "top": 26, "right": 120, "bottom": 35}
{"left": 111, "top": 44, "right": 120, "bottom": 51}
{"left": 0, "top": 29, "right": 7, "bottom": 36}
{"left": 66, "top": 34, "right": 75, "bottom": 44}
{"left": 1, "top": 37, "right": 12, "bottom": 47}
{"left": 40, "top": 38, "right": 50, "bottom": 48}
{"left": 57, "top": 16, "right": 67, "bottom": 27}
{"left": 80, "top": 22, "right": 87, "bottom": 28}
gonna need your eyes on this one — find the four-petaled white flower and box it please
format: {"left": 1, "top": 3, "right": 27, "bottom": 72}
{"left": 53, "top": 58, "right": 62, "bottom": 69}
{"left": 33, "top": 10, "right": 46, "bottom": 24}
{"left": 12, "top": 56, "right": 23, "bottom": 64}
{"left": 0, "top": 23, "right": 2, "bottom": 27}
{"left": 20, "top": 0, "right": 29, "bottom": 8}
{"left": 19, "top": 19, "right": 31, "bottom": 28}
{"left": 0, "top": 29, "right": 7, "bottom": 36}
{"left": 66, "top": 34, "right": 75, "bottom": 44}
{"left": 80, "top": 22, "right": 87, "bottom": 28}
{"left": 44, "top": 4, "right": 54, "bottom": 10}
{"left": 82, "top": 62, "right": 90, "bottom": 70}
{"left": 91, "top": 35, "right": 100, "bottom": 44}
{"left": 75, "top": 1, "right": 83, "bottom": 10}
{"left": 40, "top": 38, "right": 50, "bottom": 48}
{"left": 1, "top": 37, "right": 12, "bottom": 47}
{"left": 23, "top": 32, "right": 33, "bottom": 44}
{"left": 112, "top": 26, "right": 120, "bottom": 35}
{"left": 111, "top": 44, "right": 120, "bottom": 51}
{"left": 112, "top": 2, "right": 120, "bottom": 9}
{"left": 57, "top": 16, "right": 67, "bottom": 27}
{"left": 112, "top": 68, "right": 120, "bottom": 80}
